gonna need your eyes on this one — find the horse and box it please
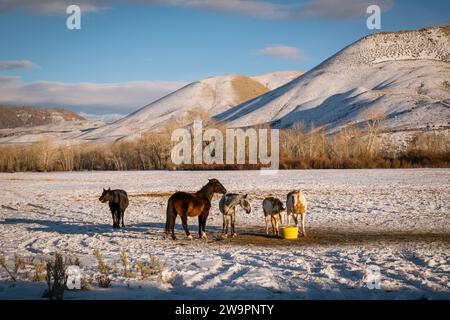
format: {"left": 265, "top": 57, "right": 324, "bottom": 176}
{"left": 99, "top": 188, "right": 129, "bottom": 228}
{"left": 219, "top": 193, "right": 251, "bottom": 238}
{"left": 262, "top": 197, "right": 285, "bottom": 236}
{"left": 286, "top": 190, "right": 308, "bottom": 236}
{"left": 165, "top": 178, "right": 227, "bottom": 240}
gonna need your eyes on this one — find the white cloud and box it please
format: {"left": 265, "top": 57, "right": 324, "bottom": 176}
{"left": 0, "top": 78, "right": 187, "bottom": 114}
{"left": 0, "top": 0, "right": 395, "bottom": 20}
{"left": 0, "top": 60, "right": 39, "bottom": 70}
{"left": 296, "top": 0, "right": 395, "bottom": 19}
{"left": 0, "top": 0, "right": 105, "bottom": 14}
{"left": 257, "top": 46, "right": 305, "bottom": 61}
{"left": 0, "top": 75, "right": 20, "bottom": 83}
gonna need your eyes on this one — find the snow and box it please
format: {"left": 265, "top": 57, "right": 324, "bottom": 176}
{"left": 251, "top": 71, "right": 302, "bottom": 90}
{"left": 215, "top": 27, "right": 450, "bottom": 134}
{"left": 0, "top": 169, "right": 449, "bottom": 299}
{"left": 79, "top": 72, "right": 299, "bottom": 142}
{"left": 0, "top": 120, "right": 104, "bottom": 145}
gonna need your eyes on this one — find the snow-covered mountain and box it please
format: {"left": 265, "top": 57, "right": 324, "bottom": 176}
{"left": 81, "top": 72, "right": 299, "bottom": 141}
{"left": 216, "top": 27, "right": 450, "bottom": 134}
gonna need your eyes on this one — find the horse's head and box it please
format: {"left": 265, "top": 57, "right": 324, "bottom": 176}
{"left": 208, "top": 178, "right": 227, "bottom": 194}
{"left": 99, "top": 188, "right": 112, "bottom": 203}
{"left": 240, "top": 194, "right": 251, "bottom": 214}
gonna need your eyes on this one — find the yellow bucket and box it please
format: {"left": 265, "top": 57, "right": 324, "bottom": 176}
{"left": 279, "top": 226, "right": 298, "bottom": 240}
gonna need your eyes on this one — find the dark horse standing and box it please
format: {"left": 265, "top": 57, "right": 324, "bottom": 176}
{"left": 99, "top": 188, "right": 129, "bottom": 228}
{"left": 165, "top": 179, "right": 227, "bottom": 240}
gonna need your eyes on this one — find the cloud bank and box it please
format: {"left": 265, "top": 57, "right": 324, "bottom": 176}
{"left": 257, "top": 46, "right": 305, "bottom": 60}
{"left": 0, "top": 77, "right": 187, "bottom": 115}
{"left": 0, "top": 0, "right": 395, "bottom": 20}
{"left": 0, "top": 60, "right": 39, "bottom": 71}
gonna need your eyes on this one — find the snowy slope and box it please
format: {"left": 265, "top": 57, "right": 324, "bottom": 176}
{"left": 251, "top": 71, "right": 302, "bottom": 90}
{"left": 81, "top": 72, "right": 298, "bottom": 141}
{"left": 0, "top": 120, "right": 104, "bottom": 145}
{"left": 216, "top": 27, "right": 450, "bottom": 133}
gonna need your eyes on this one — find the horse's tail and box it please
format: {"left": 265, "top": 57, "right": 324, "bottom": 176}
{"left": 165, "top": 197, "right": 175, "bottom": 234}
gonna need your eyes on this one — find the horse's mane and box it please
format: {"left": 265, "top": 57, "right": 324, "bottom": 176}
{"left": 196, "top": 181, "right": 212, "bottom": 195}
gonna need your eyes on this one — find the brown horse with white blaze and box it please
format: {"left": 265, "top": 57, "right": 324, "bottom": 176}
{"left": 165, "top": 179, "right": 227, "bottom": 240}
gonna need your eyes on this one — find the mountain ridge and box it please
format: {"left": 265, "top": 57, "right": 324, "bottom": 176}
{"left": 215, "top": 26, "right": 450, "bottom": 134}
{"left": 0, "top": 106, "right": 86, "bottom": 129}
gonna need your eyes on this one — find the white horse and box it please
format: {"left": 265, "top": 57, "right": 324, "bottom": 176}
{"left": 219, "top": 193, "right": 251, "bottom": 238}
{"left": 286, "top": 190, "right": 308, "bottom": 236}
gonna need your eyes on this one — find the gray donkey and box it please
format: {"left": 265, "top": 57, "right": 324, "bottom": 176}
{"left": 219, "top": 193, "right": 251, "bottom": 238}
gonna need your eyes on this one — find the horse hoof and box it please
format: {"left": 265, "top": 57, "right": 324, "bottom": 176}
{"left": 187, "top": 235, "right": 193, "bottom": 240}
{"left": 221, "top": 233, "right": 228, "bottom": 239}
{"left": 201, "top": 232, "right": 207, "bottom": 239}
{"left": 232, "top": 233, "right": 238, "bottom": 238}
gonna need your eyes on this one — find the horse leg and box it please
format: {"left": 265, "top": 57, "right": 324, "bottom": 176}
{"left": 274, "top": 216, "right": 280, "bottom": 236}
{"left": 301, "top": 213, "right": 306, "bottom": 237}
{"left": 198, "top": 215, "right": 204, "bottom": 239}
{"left": 181, "top": 216, "right": 192, "bottom": 240}
{"left": 231, "top": 209, "right": 237, "bottom": 238}
{"left": 200, "top": 213, "right": 208, "bottom": 239}
{"left": 265, "top": 215, "right": 269, "bottom": 235}
{"left": 293, "top": 213, "right": 299, "bottom": 226}
{"left": 111, "top": 211, "right": 116, "bottom": 228}
{"left": 271, "top": 216, "right": 276, "bottom": 235}
{"left": 171, "top": 212, "right": 177, "bottom": 240}
{"left": 120, "top": 210, "right": 125, "bottom": 228}
{"left": 222, "top": 215, "right": 229, "bottom": 238}
{"left": 114, "top": 211, "right": 120, "bottom": 228}
{"left": 286, "top": 206, "right": 290, "bottom": 225}
{"left": 116, "top": 211, "right": 120, "bottom": 228}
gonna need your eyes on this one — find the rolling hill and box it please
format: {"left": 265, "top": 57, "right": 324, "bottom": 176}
{"left": 215, "top": 27, "right": 450, "bottom": 134}
{"left": 81, "top": 72, "right": 301, "bottom": 141}
{"left": 0, "top": 106, "right": 85, "bottom": 129}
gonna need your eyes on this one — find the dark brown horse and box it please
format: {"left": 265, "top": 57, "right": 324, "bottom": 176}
{"left": 165, "top": 179, "right": 227, "bottom": 240}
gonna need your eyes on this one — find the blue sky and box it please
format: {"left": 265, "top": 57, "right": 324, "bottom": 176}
{"left": 0, "top": 0, "right": 448, "bottom": 115}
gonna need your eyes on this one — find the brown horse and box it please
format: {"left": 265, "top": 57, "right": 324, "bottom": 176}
{"left": 165, "top": 179, "right": 227, "bottom": 240}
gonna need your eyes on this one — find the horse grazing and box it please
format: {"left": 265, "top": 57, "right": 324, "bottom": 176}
{"left": 263, "top": 197, "right": 285, "bottom": 236}
{"left": 165, "top": 179, "right": 227, "bottom": 240}
{"left": 99, "top": 188, "right": 129, "bottom": 228}
{"left": 286, "top": 190, "right": 308, "bottom": 236}
{"left": 219, "top": 193, "right": 251, "bottom": 238}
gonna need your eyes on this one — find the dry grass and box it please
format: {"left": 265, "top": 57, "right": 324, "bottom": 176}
{"left": 136, "top": 256, "right": 164, "bottom": 280}
{"left": 96, "top": 274, "right": 111, "bottom": 288}
{"left": 231, "top": 75, "right": 269, "bottom": 105}
{"left": 43, "top": 253, "right": 66, "bottom": 300}
{"left": 0, "top": 254, "right": 17, "bottom": 281}
{"left": 120, "top": 249, "right": 132, "bottom": 278}
{"left": 94, "top": 249, "right": 109, "bottom": 274}
{"left": 31, "top": 258, "right": 46, "bottom": 282}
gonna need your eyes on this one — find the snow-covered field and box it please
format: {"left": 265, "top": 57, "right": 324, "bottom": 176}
{"left": 0, "top": 169, "right": 449, "bottom": 299}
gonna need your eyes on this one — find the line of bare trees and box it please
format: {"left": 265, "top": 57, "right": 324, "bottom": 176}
{"left": 0, "top": 132, "right": 171, "bottom": 172}
{"left": 279, "top": 124, "right": 450, "bottom": 169}
{"left": 0, "top": 126, "right": 449, "bottom": 172}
